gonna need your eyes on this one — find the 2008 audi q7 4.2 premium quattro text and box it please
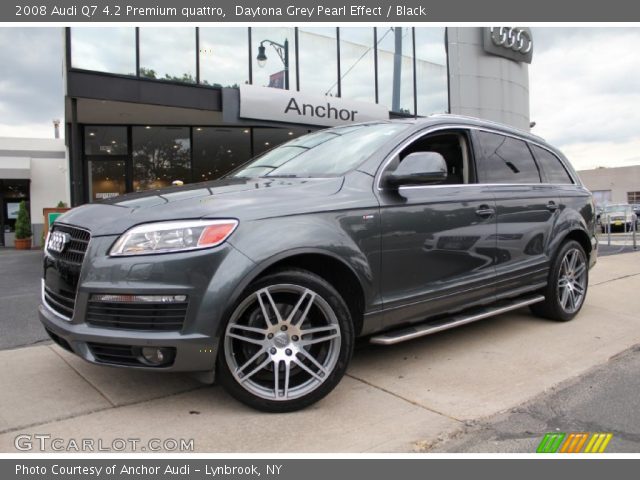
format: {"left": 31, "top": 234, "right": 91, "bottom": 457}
{"left": 40, "top": 116, "right": 597, "bottom": 412}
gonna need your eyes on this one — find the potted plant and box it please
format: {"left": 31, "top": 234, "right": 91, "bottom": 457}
{"left": 14, "top": 200, "right": 32, "bottom": 250}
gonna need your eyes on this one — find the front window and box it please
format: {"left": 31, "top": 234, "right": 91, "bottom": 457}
{"left": 230, "top": 123, "right": 409, "bottom": 178}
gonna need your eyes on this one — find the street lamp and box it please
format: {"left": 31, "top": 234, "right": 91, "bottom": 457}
{"left": 256, "top": 39, "right": 289, "bottom": 90}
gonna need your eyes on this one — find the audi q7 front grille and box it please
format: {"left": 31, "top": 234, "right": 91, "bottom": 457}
{"left": 43, "top": 224, "right": 91, "bottom": 321}
{"left": 47, "top": 224, "right": 91, "bottom": 265}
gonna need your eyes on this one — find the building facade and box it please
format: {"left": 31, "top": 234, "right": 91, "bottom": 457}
{"left": 577, "top": 165, "right": 640, "bottom": 206}
{"left": 63, "top": 26, "right": 531, "bottom": 205}
{"left": 0, "top": 137, "right": 70, "bottom": 247}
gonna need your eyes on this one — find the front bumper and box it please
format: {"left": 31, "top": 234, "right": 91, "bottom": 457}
{"left": 39, "top": 303, "right": 217, "bottom": 372}
{"left": 39, "top": 235, "right": 256, "bottom": 373}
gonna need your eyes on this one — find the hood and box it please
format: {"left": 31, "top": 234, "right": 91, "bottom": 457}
{"left": 56, "top": 177, "right": 344, "bottom": 236}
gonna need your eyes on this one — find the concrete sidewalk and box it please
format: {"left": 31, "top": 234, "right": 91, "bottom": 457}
{"left": 1, "top": 252, "right": 640, "bottom": 453}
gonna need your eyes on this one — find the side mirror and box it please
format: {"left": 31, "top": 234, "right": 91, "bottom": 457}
{"left": 385, "top": 152, "right": 448, "bottom": 188}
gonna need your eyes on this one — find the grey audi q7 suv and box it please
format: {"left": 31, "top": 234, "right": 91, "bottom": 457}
{"left": 40, "top": 115, "right": 597, "bottom": 412}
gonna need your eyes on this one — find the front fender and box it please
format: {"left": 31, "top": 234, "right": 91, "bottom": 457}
{"left": 226, "top": 212, "right": 380, "bottom": 318}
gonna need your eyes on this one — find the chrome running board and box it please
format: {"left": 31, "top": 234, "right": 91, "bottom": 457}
{"left": 369, "top": 295, "right": 545, "bottom": 346}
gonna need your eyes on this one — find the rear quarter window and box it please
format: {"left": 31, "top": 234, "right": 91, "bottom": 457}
{"left": 475, "top": 131, "right": 541, "bottom": 184}
{"left": 530, "top": 144, "right": 574, "bottom": 184}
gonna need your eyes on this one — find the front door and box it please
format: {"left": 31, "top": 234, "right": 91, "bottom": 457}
{"left": 377, "top": 130, "right": 498, "bottom": 329}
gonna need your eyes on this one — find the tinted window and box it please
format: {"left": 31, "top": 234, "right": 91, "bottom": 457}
{"left": 530, "top": 145, "right": 573, "bottom": 184}
{"left": 476, "top": 132, "right": 541, "bottom": 184}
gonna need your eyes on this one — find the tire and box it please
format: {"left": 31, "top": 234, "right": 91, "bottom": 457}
{"left": 530, "top": 240, "right": 589, "bottom": 322}
{"left": 217, "top": 268, "right": 354, "bottom": 412}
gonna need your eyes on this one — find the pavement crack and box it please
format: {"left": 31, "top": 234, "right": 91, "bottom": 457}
{"left": 2, "top": 339, "right": 51, "bottom": 351}
{"left": 345, "top": 372, "right": 464, "bottom": 424}
{"left": 591, "top": 271, "right": 640, "bottom": 286}
{"left": 0, "top": 381, "right": 208, "bottom": 437}
{"left": 47, "top": 345, "right": 117, "bottom": 408}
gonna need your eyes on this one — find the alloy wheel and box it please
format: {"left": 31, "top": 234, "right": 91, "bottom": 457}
{"left": 557, "top": 248, "right": 587, "bottom": 314}
{"left": 224, "top": 284, "right": 342, "bottom": 401}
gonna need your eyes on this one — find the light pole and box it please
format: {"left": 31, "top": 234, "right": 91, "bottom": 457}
{"left": 256, "top": 39, "right": 290, "bottom": 90}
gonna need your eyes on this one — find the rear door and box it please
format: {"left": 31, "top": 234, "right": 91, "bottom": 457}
{"left": 472, "top": 130, "right": 559, "bottom": 298}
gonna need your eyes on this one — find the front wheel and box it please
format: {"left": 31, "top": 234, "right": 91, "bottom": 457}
{"left": 530, "top": 240, "right": 589, "bottom": 322}
{"left": 218, "top": 269, "right": 354, "bottom": 412}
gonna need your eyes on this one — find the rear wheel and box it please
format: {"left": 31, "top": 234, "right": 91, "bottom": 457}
{"left": 218, "top": 269, "right": 354, "bottom": 412}
{"left": 530, "top": 240, "right": 588, "bottom": 322}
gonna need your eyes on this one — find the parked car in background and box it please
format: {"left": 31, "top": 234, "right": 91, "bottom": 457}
{"left": 600, "top": 204, "right": 636, "bottom": 232}
{"left": 39, "top": 115, "right": 597, "bottom": 412}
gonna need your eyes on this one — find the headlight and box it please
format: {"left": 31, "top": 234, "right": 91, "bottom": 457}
{"left": 109, "top": 219, "right": 238, "bottom": 256}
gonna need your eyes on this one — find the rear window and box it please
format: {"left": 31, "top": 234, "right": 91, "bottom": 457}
{"left": 475, "top": 131, "right": 541, "bottom": 184}
{"left": 530, "top": 145, "right": 573, "bottom": 184}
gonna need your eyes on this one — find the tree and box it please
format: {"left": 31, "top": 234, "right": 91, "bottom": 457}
{"left": 14, "top": 200, "right": 32, "bottom": 240}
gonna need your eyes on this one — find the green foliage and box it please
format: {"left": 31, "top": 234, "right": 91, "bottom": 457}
{"left": 56, "top": 200, "right": 68, "bottom": 208}
{"left": 14, "top": 200, "right": 32, "bottom": 239}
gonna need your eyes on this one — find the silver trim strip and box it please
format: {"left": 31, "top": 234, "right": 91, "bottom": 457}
{"left": 369, "top": 295, "right": 545, "bottom": 345}
{"left": 41, "top": 279, "right": 73, "bottom": 322}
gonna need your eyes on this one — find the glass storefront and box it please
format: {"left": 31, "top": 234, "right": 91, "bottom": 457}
{"left": 70, "top": 27, "right": 136, "bottom": 75}
{"left": 377, "top": 27, "right": 415, "bottom": 114}
{"left": 415, "top": 28, "right": 448, "bottom": 115}
{"left": 338, "top": 28, "right": 376, "bottom": 104}
{"left": 298, "top": 27, "right": 338, "bottom": 96}
{"left": 87, "top": 160, "right": 127, "bottom": 201}
{"left": 69, "top": 27, "right": 448, "bottom": 112}
{"left": 192, "top": 127, "right": 252, "bottom": 181}
{"left": 199, "top": 28, "right": 249, "bottom": 88}
{"left": 139, "top": 28, "right": 197, "bottom": 82}
{"left": 83, "top": 125, "right": 312, "bottom": 201}
{"left": 251, "top": 27, "right": 297, "bottom": 90}
{"left": 0, "top": 179, "right": 30, "bottom": 246}
{"left": 132, "top": 126, "right": 191, "bottom": 191}
{"left": 70, "top": 27, "right": 449, "bottom": 203}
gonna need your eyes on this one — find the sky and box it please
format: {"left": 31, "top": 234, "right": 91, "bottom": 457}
{"left": 0, "top": 26, "right": 639, "bottom": 171}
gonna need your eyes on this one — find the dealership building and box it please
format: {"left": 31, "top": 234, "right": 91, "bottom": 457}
{"left": 1, "top": 27, "right": 533, "bottom": 245}
{"left": 577, "top": 165, "right": 640, "bottom": 206}
{"left": 58, "top": 26, "right": 532, "bottom": 206}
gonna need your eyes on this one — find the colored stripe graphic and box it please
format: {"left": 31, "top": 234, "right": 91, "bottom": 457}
{"left": 584, "top": 433, "right": 613, "bottom": 453}
{"left": 537, "top": 433, "right": 566, "bottom": 453}
{"left": 559, "top": 433, "right": 589, "bottom": 453}
{"left": 537, "top": 432, "right": 613, "bottom": 453}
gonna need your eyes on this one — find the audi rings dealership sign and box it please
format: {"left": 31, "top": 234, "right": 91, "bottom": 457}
{"left": 483, "top": 27, "right": 533, "bottom": 64}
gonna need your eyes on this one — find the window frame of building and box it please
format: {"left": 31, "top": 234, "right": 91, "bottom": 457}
{"left": 66, "top": 27, "right": 450, "bottom": 116}
{"left": 628, "top": 191, "right": 640, "bottom": 204}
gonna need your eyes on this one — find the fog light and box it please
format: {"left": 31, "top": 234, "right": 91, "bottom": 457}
{"left": 91, "top": 294, "right": 187, "bottom": 303}
{"left": 139, "top": 347, "right": 175, "bottom": 366}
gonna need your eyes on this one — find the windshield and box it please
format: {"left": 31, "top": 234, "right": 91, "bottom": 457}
{"left": 604, "top": 204, "right": 632, "bottom": 213}
{"left": 229, "top": 123, "right": 410, "bottom": 178}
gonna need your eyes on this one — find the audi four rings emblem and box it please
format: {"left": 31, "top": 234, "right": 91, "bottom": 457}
{"left": 47, "top": 231, "right": 70, "bottom": 254}
{"left": 490, "top": 27, "right": 533, "bottom": 54}
{"left": 483, "top": 27, "right": 533, "bottom": 64}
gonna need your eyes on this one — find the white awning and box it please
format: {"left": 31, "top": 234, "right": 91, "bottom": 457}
{"left": 0, "top": 157, "right": 30, "bottom": 179}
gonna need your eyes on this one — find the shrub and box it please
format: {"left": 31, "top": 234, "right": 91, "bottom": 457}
{"left": 14, "top": 200, "right": 32, "bottom": 239}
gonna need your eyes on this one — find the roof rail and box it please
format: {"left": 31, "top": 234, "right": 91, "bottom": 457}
{"left": 428, "top": 113, "right": 546, "bottom": 142}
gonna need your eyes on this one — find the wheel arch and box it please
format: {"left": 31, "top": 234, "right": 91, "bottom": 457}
{"left": 219, "top": 249, "right": 368, "bottom": 339}
{"left": 561, "top": 229, "right": 593, "bottom": 259}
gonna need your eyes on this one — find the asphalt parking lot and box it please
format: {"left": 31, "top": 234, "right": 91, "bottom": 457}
{"left": 1, "top": 246, "right": 639, "bottom": 452}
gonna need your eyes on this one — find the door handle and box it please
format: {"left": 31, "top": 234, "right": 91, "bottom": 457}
{"left": 475, "top": 205, "right": 495, "bottom": 217}
{"left": 546, "top": 201, "right": 559, "bottom": 212}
